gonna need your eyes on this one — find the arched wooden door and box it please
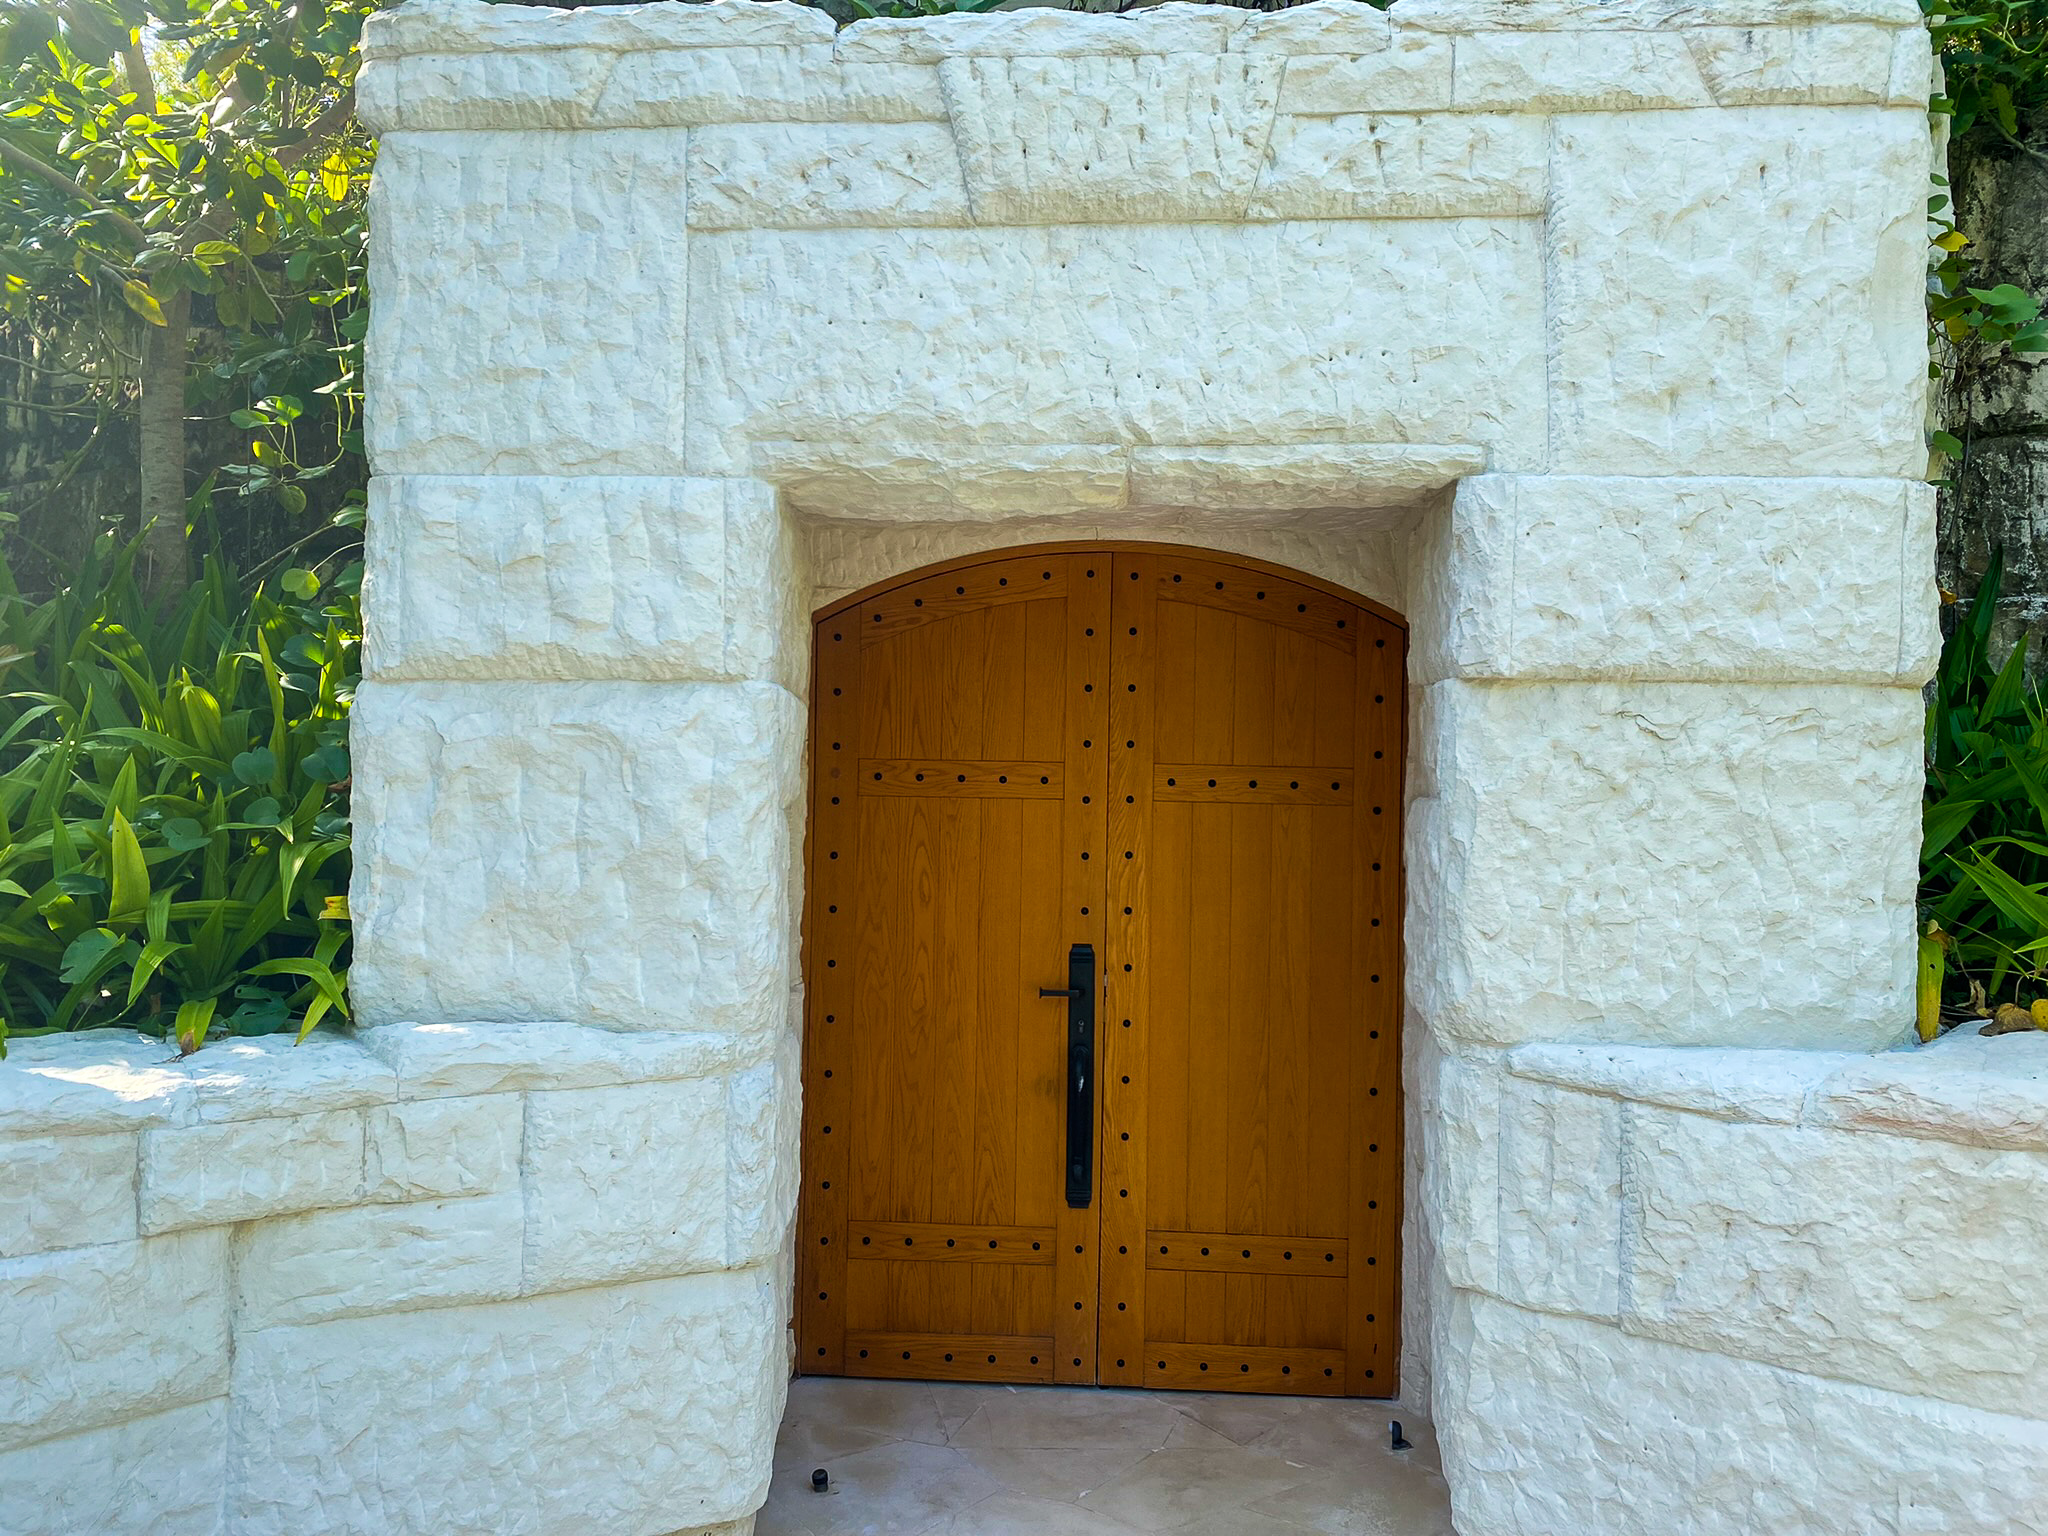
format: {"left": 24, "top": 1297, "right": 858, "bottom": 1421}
{"left": 798, "top": 545, "right": 1404, "bottom": 1397}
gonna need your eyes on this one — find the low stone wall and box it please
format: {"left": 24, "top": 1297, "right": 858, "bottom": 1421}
{"left": 1422, "top": 1028, "right": 2048, "bottom": 1535}
{"left": 0, "top": 1024, "right": 794, "bottom": 1536}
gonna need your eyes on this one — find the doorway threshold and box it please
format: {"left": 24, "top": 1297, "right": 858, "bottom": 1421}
{"left": 758, "top": 1376, "right": 1456, "bottom": 1534}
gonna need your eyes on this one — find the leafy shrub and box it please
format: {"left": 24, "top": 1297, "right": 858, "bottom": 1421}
{"left": 1920, "top": 548, "right": 2048, "bottom": 1035}
{"left": 0, "top": 538, "right": 356, "bottom": 1054}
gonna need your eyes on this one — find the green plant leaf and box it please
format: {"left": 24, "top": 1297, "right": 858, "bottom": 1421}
{"left": 232, "top": 747, "right": 277, "bottom": 785}
{"left": 106, "top": 809, "right": 149, "bottom": 927}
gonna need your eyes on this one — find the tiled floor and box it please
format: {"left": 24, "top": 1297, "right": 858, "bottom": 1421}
{"left": 758, "top": 1377, "right": 1458, "bottom": 1535}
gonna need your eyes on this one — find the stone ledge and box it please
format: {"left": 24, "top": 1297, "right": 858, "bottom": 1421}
{"left": 1507, "top": 1031, "right": 2048, "bottom": 1152}
{"left": 361, "top": 0, "right": 833, "bottom": 60}
{"left": 1, "top": 1021, "right": 766, "bottom": 1140}
{"left": 357, "top": 0, "right": 1928, "bottom": 133}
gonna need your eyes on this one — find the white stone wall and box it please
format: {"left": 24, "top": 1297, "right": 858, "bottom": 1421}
{"left": 5, "top": 0, "right": 2003, "bottom": 1532}
{"left": 0, "top": 1028, "right": 787, "bottom": 1536}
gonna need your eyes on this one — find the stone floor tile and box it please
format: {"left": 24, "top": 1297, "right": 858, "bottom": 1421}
{"left": 1074, "top": 1446, "right": 1325, "bottom": 1532}
{"left": 923, "top": 1492, "right": 1152, "bottom": 1534}
{"left": 1245, "top": 1467, "right": 1460, "bottom": 1536}
{"left": 949, "top": 1386, "right": 1187, "bottom": 1452}
{"left": 952, "top": 1444, "right": 1155, "bottom": 1505}
{"left": 783, "top": 1377, "right": 954, "bottom": 1447}
{"left": 757, "top": 1439, "right": 998, "bottom": 1536}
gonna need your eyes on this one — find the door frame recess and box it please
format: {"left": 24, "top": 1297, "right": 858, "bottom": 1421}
{"left": 797, "top": 541, "right": 1409, "bottom": 1394}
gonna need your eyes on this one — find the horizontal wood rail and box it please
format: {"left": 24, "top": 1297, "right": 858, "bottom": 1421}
{"left": 1152, "top": 766, "right": 1354, "bottom": 805}
{"left": 846, "top": 1333, "right": 1057, "bottom": 1382}
{"left": 1141, "top": 1341, "right": 1349, "bottom": 1394}
{"left": 1145, "top": 1231, "right": 1350, "bottom": 1277}
{"left": 858, "top": 759, "right": 1064, "bottom": 799}
{"left": 848, "top": 1221, "right": 1057, "bottom": 1263}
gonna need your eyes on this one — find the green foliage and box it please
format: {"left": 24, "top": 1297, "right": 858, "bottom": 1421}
{"left": 843, "top": 0, "right": 1004, "bottom": 17}
{"left": 0, "top": 535, "right": 356, "bottom": 1054}
{"left": 1921, "top": 548, "right": 2048, "bottom": 1029}
{"left": 0, "top": 0, "right": 373, "bottom": 570}
{"left": 1926, "top": 0, "right": 2048, "bottom": 140}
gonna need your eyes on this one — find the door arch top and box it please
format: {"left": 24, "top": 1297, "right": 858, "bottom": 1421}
{"left": 813, "top": 540, "right": 1410, "bottom": 637}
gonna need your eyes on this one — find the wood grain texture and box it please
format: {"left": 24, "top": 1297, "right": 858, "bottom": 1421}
{"left": 800, "top": 544, "right": 1404, "bottom": 1396}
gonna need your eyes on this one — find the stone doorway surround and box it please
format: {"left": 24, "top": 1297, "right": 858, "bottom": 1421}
{"left": 6, "top": 0, "right": 2048, "bottom": 1533}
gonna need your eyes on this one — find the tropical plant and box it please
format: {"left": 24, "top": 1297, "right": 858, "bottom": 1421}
{"left": 1920, "top": 547, "right": 2048, "bottom": 1036}
{"left": 0, "top": 533, "right": 356, "bottom": 1054}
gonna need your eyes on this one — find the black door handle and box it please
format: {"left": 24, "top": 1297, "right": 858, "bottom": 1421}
{"left": 1042, "top": 943, "right": 1095, "bottom": 1208}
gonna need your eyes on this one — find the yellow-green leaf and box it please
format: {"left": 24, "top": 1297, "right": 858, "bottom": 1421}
{"left": 319, "top": 893, "right": 350, "bottom": 921}
{"left": 107, "top": 809, "right": 151, "bottom": 927}
{"left": 1916, "top": 925, "right": 1945, "bottom": 1043}
{"left": 320, "top": 152, "right": 350, "bottom": 202}
{"left": 121, "top": 279, "right": 167, "bottom": 326}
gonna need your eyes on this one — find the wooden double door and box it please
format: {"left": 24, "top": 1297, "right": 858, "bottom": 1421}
{"left": 798, "top": 546, "right": 1403, "bottom": 1397}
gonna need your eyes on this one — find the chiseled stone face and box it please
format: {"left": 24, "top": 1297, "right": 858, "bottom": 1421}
{"left": 366, "top": 128, "right": 688, "bottom": 478}
{"left": 228, "top": 1269, "right": 788, "bottom": 1536}
{"left": 1436, "top": 1291, "right": 2048, "bottom": 1536}
{"left": 364, "top": 476, "right": 802, "bottom": 690}
{"left": 1412, "top": 475, "right": 1938, "bottom": 685}
{"left": 0, "top": 1229, "right": 227, "bottom": 1453}
{"left": 1624, "top": 1107, "right": 2048, "bottom": 1417}
{"left": 684, "top": 220, "right": 1547, "bottom": 475}
{"left": 1409, "top": 680, "right": 1921, "bottom": 1050}
{"left": 0, "top": 1400, "right": 226, "bottom": 1536}
{"left": 348, "top": 679, "right": 802, "bottom": 1037}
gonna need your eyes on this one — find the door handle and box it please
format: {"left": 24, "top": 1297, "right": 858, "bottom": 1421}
{"left": 1041, "top": 943, "right": 1095, "bottom": 1208}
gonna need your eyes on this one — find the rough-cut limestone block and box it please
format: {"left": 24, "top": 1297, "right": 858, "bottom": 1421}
{"left": 140, "top": 1107, "right": 363, "bottom": 1234}
{"left": 593, "top": 47, "right": 945, "bottom": 127}
{"left": 1417, "top": 1044, "right": 1502, "bottom": 1298}
{"left": 365, "top": 477, "right": 800, "bottom": 689}
{"left": 229, "top": 1268, "right": 788, "bottom": 1536}
{"left": 1456, "top": 29, "right": 1712, "bottom": 110}
{"left": 0, "top": 1228, "right": 227, "bottom": 1452}
{"left": 836, "top": 4, "right": 1248, "bottom": 63}
{"left": 1887, "top": 23, "right": 1935, "bottom": 104}
{"left": 0, "top": 1131, "right": 136, "bottom": 1260}
{"left": 1411, "top": 476, "right": 1937, "bottom": 684}
{"left": 367, "top": 130, "right": 687, "bottom": 478}
{"left": 1250, "top": 113, "right": 1543, "bottom": 219}
{"left": 1685, "top": 23, "right": 1901, "bottom": 104}
{"left": 1235, "top": 0, "right": 1397, "bottom": 54}
{"left": 0, "top": 1030, "right": 192, "bottom": 1135}
{"left": 364, "top": 1094, "right": 522, "bottom": 1201}
{"left": 686, "top": 222, "right": 1546, "bottom": 475}
{"left": 942, "top": 54, "right": 1280, "bottom": 224}
{"left": 1126, "top": 443, "right": 1483, "bottom": 514}
{"left": 1494, "top": 1081, "right": 1621, "bottom": 1321}
{"left": 1624, "top": 1107, "right": 2048, "bottom": 1418}
{"left": 726, "top": 1027, "right": 801, "bottom": 1267}
{"left": 758, "top": 441, "right": 1128, "bottom": 522}
{"left": 1507, "top": 1041, "right": 1848, "bottom": 1124}
{"left": 358, "top": 1020, "right": 749, "bottom": 1099}
{"left": 235, "top": 1191, "right": 525, "bottom": 1330}
{"left": 523, "top": 1078, "right": 730, "bottom": 1292}
{"left": 1548, "top": 108, "right": 1927, "bottom": 477}
{"left": 1398, "top": 0, "right": 1924, "bottom": 28}
{"left": 361, "top": 0, "right": 833, "bottom": 59}
{"left": 1814, "top": 1027, "right": 2048, "bottom": 1151}
{"left": 0, "top": 1398, "right": 225, "bottom": 1536}
{"left": 1272, "top": 38, "right": 1453, "bottom": 112}
{"left": 1435, "top": 1292, "right": 2048, "bottom": 1536}
{"left": 355, "top": 48, "right": 613, "bottom": 131}
{"left": 1408, "top": 680, "right": 1920, "bottom": 1050}
{"left": 349, "top": 681, "right": 801, "bottom": 1037}
{"left": 686, "top": 123, "right": 969, "bottom": 230}
{"left": 182, "top": 1031, "right": 395, "bottom": 1121}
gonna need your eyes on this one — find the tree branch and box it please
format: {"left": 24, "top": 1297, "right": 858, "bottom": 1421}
{"left": 274, "top": 87, "right": 357, "bottom": 170}
{"left": 0, "top": 139, "right": 146, "bottom": 247}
